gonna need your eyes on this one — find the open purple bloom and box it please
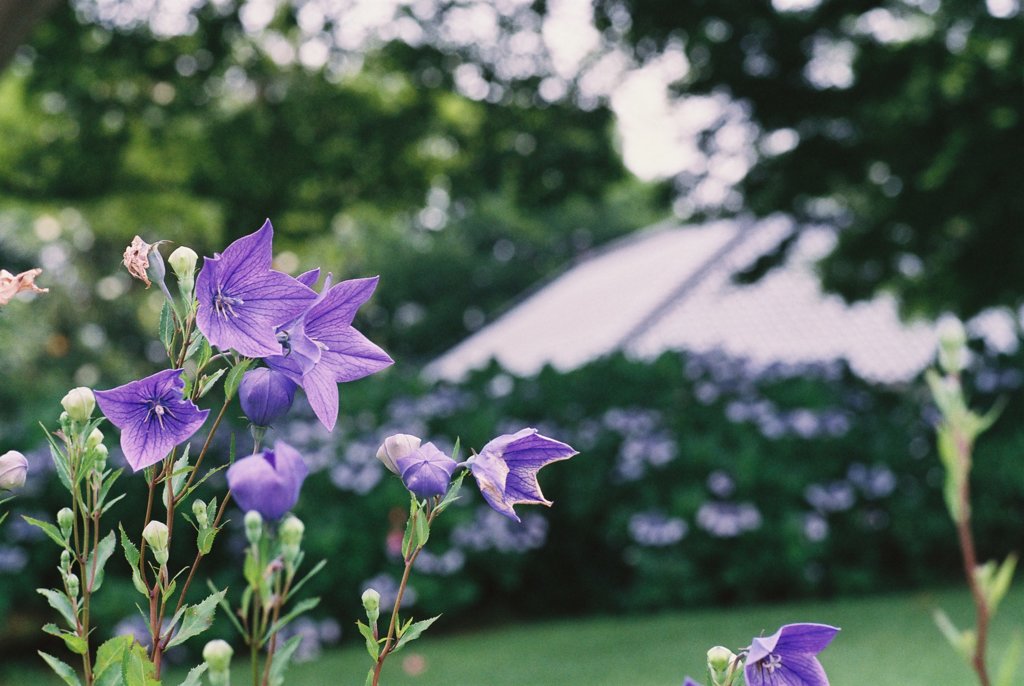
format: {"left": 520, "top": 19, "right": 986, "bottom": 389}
{"left": 468, "top": 428, "right": 577, "bottom": 523}
{"left": 396, "top": 442, "right": 458, "bottom": 499}
{"left": 226, "top": 440, "right": 308, "bottom": 520}
{"left": 266, "top": 274, "right": 392, "bottom": 430}
{"left": 95, "top": 369, "right": 210, "bottom": 472}
{"left": 195, "top": 220, "right": 317, "bottom": 358}
{"left": 239, "top": 367, "right": 297, "bottom": 427}
{"left": 744, "top": 623, "right": 839, "bottom": 686}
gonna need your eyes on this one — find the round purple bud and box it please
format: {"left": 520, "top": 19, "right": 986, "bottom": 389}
{"left": 239, "top": 368, "right": 297, "bottom": 427}
{"left": 396, "top": 442, "right": 457, "bottom": 499}
{"left": 227, "top": 440, "right": 309, "bottom": 520}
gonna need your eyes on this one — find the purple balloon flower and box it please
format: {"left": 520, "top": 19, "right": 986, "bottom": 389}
{"left": 239, "top": 367, "right": 297, "bottom": 427}
{"left": 95, "top": 369, "right": 210, "bottom": 472}
{"left": 226, "top": 440, "right": 309, "bottom": 520}
{"left": 744, "top": 623, "right": 839, "bottom": 686}
{"left": 396, "top": 442, "right": 458, "bottom": 499}
{"left": 468, "top": 428, "right": 578, "bottom": 523}
{"left": 266, "top": 274, "right": 393, "bottom": 431}
{"left": 682, "top": 679, "right": 703, "bottom": 686}
{"left": 195, "top": 220, "right": 317, "bottom": 358}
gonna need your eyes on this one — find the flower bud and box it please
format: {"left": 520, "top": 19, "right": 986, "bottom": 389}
{"left": 362, "top": 588, "right": 381, "bottom": 624}
{"left": 202, "top": 639, "right": 234, "bottom": 672}
{"left": 143, "top": 520, "right": 170, "bottom": 565}
{"left": 396, "top": 442, "right": 457, "bottom": 499}
{"left": 61, "top": 387, "right": 95, "bottom": 423}
{"left": 376, "top": 434, "right": 422, "bottom": 475}
{"left": 706, "top": 645, "right": 739, "bottom": 686}
{"left": 244, "top": 510, "right": 263, "bottom": 545}
{"left": 66, "top": 573, "right": 79, "bottom": 599}
{"left": 239, "top": 368, "right": 297, "bottom": 427}
{"left": 86, "top": 428, "right": 104, "bottom": 451}
{"left": 92, "top": 443, "right": 108, "bottom": 472}
{"left": 279, "top": 515, "right": 304, "bottom": 564}
{"left": 0, "top": 451, "right": 28, "bottom": 490}
{"left": 168, "top": 246, "right": 198, "bottom": 281}
{"left": 192, "top": 499, "right": 209, "bottom": 529}
{"left": 60, "top": 550, "right": 71, "bottom": 573}
{"left": 57, "top": 507, "right": 74, "bottom": 540}
{"left": 937, "top": 317, "right": 968, "bottom": 374}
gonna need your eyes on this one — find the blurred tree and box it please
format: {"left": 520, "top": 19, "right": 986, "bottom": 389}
{"left": 594, "top": 0, "right": 1023, "bottom": 319}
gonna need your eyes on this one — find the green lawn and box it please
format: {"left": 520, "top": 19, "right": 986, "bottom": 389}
{"left": 3, "top": 588, "right": 1018, "bottom": 685}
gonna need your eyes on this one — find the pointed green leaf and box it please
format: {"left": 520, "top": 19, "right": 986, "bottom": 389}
{"left": 393, "top": 615, "right": 441, "bottom": 654}
{"left": 267, "top": 634, "right": 304, "bottom": 686}
{"left": 120, "top": 641, "right": 158, "bottom": 686}
{"left": 38, "top": 588, "right": 77, "bottom": 629}
{"left": 262, "top": 597, "right": 320, "bottom": 645}
{"left": 166, "top": 588, "right": 226, "bottom": 648}
{"left": 22, "top": 515, "right": 71, "bottom": 551}
{"left": 365, "top": 667, "right": 376, "bottom": 686}
{"left": 160, "top": 301, "right": 175, "bottom": 353}
{"left": 176, "top": 663, "right": 209, "bottom": 686}
{"left": 357, "top": 620, "right": 380, "bottom": 661}
{"left": 94, "top": 635, "right": 133, "bottom": 685}
{"left": 435, "top": 469, "right": 467, "bottom": 515}
{"left": 197, "top": 368, "right": 227, "bottom": 399}
{"left": 86, "top": 530, "right": 117, "bottom": 592}
{"left": 996, "top": 632, "right": 1023, "bottom": 686}
{"left": 224, "top": 359, "right": 254, "bottom": 401}
{"left": 39, "top": 651, "right": 82, "bottom": 686}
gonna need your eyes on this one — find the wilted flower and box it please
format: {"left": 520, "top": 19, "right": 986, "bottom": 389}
{"left": 195, "top": 220, "right": 317, "bottom": 358}
{"left": 396, "top": 443, "right": 458, "bottom": 499}
{"left": 0, "top": 451, "right": 28, "bottom": 490}
{"left": 744, "top": 623, "right": 839, "bottom": 686}
{"left": 94, "top": 369, "right": 210, "bottom": 471}
{"left": 61, "top": 387, "right": 96, "bottom": 423}
{"left": 0, "top": 268, "right": 47, "bottom": 305}
{"left": 122, "top": 236, "right": 159, "bottom": 287}
{"left": 468, "top": 428, "right": 577, "bottom": 523}
{"left": 376, "top": 434, "right": 422, "bottom": 475}
{"left": 227, "top": 441, "right": 309, "bottom": 520}
{"left": 238, "top": 367, "right": 297, "bottom": 427}
{"left": 266, "top": 274, "right": 392, "bottom": 430}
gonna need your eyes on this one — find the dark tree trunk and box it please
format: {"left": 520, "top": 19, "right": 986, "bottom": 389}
{"left": 0, "top": 0, "right": 61, "bottom": 73}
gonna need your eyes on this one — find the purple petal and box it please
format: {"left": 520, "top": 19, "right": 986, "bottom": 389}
{"left": 748, "top": 624, "right": 839, "bottom": 664}
{"left": 227, "top": 440, "right": 308, "bottom": 520}
{"left": 468, "top": 450, "right": 516, "bottom": 521}
{"left": 315, "top": 326, "right": 394, "bottom": 383}
{"left": 745, "top": 653, "right": 830, "bottom": 686}
{"left": 481, "top": 429, "right": 577, "bottom": 507}
{"left": 305, "top": 276, "right": 380, "bottom": 331}
{"left": 301, "top": 364, "right": 341, "bottom": 431}
{"left": 683, "top": 679, "right": 704, "bottom": 686}
{"left": 296, "top": 268, "right": 321, "bottom": 288}
{"left": 396, "top": 442, "right": 457, "bottom": 499}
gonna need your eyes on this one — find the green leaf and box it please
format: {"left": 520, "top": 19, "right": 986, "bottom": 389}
{"left": 224, "top": 359, "right": 254, "bottom": 401}
{"left": 163, "top": 445, "right": 192, "bottom": 509}
{"left": 197, "top": 368, "right": 227, "bottom": 399}
{"left": 365, "top": 667, "right": 376, "bottom": 686}
{"left": 393, "top": 615, "right": 441, "bottom": 654}
{"left": 94, "top": 635, "right": 133, "bottom": 686}
{"left": 22, "top": 515, "right": 71, "bottom": 551}
{"left": 38, "top": 588, "right": 78, "bottom": 630}
{"left": 357, "top": 620, "right": 380, "bottom": 661}
{"left": 197, "top": 526, "right": 218, "bottom": 555}
{"left": 185, "top": 331, "right": 209, "bottom": 366}
{"left": 62, "top": 632, "right": 88, "bottom": 655}
{"left": 160, "top": 301, "right": 175, "bottom": 354}
{"left": 435, "top": 468, "right": 467, "bottom": 516}
{"left": 166, "top": 588, "right": 226, "bottom": 648}
{"left": 267, "top": 634, "right": 304, "bottom": 686}
{"left": 262, "top": 597, "right": 320, "bottom": 645}
{"left": 978, "top": 553, "right": 1018, "bottom": 617}
{"left": 41, "top": 423, "right": 73, "bottom": 492}
{"left": 120, "top": 641, "right": 159, "bottom": 686}
{"left": 176, "top": 663, "right": 209, "bottom": 686}
{"left": 285, "top": 558, "right": 327, "bottom": 603}
{"left": 39, "top": 651, "right": 82, "bottom": 686}
{"left": 933, "top": 608, "right": 975, "bottom": 662}
{"left": 119, "top": 524, "right": 140, "bottom": 568}
{"left": 401, "top": 496, "right": 420, "bottom": 559}
{"left": 86, "top": 530, "right": 117, "bottom": 593}
{"left": 207, "top": 578, "right": 246, "bottom": 638}
{"left": 996, "top": 632, "right": 1023, "bottom": 686}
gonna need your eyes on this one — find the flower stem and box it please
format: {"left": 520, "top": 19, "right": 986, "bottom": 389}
{"left": 954, "top": 427, "right": 991, "bottom": 686}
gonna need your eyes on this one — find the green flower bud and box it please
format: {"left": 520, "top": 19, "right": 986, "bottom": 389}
{"left": 57, "top": 507, "right": 74, "bottom": 540}
{"left": 244, "top": 510, "right": 263, "bottom": 546}
{"left": 938, "top": 317, "right": 968, "bottom": 374}
{"left": 192, "top": 499, "right": 209, "bottom": 529}
{"left": 61, "top": 387, "right": 95, "bottom": 423}
{"left": 66, "top": 572, "right": 79, "bottom": 598}
{"left": 362, "top": 588, "right": 381, "bottom": 624}
{"left": 202, "top": 639, "right": 234, "bottom": 672}
{"left": 706, "top": 645, "right": 739, "bottom": 686}
{"left": 168, "top": 246, "right": 199, "bottom": 281}
{"left": 86, "top": 428, "right": 104, "bottom": 451}
{"left": 92, "top": 443, "right": 108, "bottom": 472}
{"left": 279, "top": 515, "right": 304, "bottom": 565}
{"left": 143, "top": 520, "right": 170, "bottom": 565}
{"left": 60, "top": 550, "right": 71, "bottom": 572}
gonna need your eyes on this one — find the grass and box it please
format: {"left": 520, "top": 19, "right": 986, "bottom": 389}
{"left": 3, "top": 587, "right": 1020, "bottom": 685}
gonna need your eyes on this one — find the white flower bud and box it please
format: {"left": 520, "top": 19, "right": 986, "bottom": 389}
{"left": 61, "top": 387, "right": 95, "bottom": 423}
{"left": 0, "top": 451, "right": 28, "bottom": 490}
{"left": 202, "top": 639, "right": 234, "bottom": 672}
{"left": 376, "top": 434, "right": 422, "bottom": 475}
{"left": 192, "top": 499, "right": 209, "bottom": 529}
{"left": 86, "top": 428, "right": 104, "bottom": 451}
{"left": 244, "top": 510, "right": 263, "bottom": 545}
{"left": 937, "top": 316, "right": 968, "bottom": 374}
{"left": 362, "top": 588, "right": 381, "bottom": 623}
{"left": 143, "top": 521, "right": 170, "bottom": 565}
{"left": 168, "top": 246, "right": 199, "bottom": 280}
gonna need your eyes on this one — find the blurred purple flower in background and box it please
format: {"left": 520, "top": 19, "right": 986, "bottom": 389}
{"left": 239, "top": 367, "right": 297, "bottom": 427}
{"left": 744, "top": 623, "right": 839, "bottom": 686}
{"left": 95, "top": 369, "right": 210, "bottom": 471}
{"left": 227, "top": 440, "right": 309, "bottom": 520}
{"left": 396, "top": 442, "right": 457, "bottom": 499}
{"left": 468, "top": 428, "right": 577, "bottom": 523}
{"left": 267, "top": 275, "right": 393, "bottom": 431}
{"left": 195, "top": 220, "right": 316, "bottom": 358}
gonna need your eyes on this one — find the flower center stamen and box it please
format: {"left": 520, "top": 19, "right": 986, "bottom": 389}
{"left": 764, "top": 654, "right": 782, "bottom": 674}
{"left": 147, "top": 401, "right": 175, "bottom": 429}
{"left": 214, "top": 288, "right": 244, "bottom": 319}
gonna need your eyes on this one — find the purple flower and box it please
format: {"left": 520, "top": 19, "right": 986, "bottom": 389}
{"left": 266, "top": 274, "right": 392, "bottom": 431}
{"left": 195, "top": 220, "right": 317, "bottom": 358}
{"left": 682, "top": 679, "right": 703, "bottom": 686}
{"left": 744, "top": 623, "right": 839, "bottom": 686}
{"left": 396, "top": 443, "right": 457, "bottom": 499}
{"left": 239, "top": 368, "right": 297, "bottom": 427}
{"left": 468, "top": 428, "right": 577, "bottom": 523}
{"left": 95, "top": 370, "right": 210, "bottom": 472}
{"left": 227, "top": 440, "right": 309, "bottom": 520}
